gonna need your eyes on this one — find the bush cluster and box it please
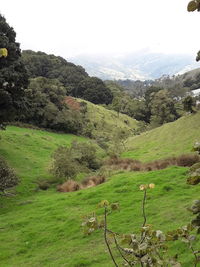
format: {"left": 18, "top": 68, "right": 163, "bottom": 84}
{"left": 51, "top": 141, "right": 102, "bottom": 181}
{"left": 0, "top": 156, "right": 18, "bottom": 193}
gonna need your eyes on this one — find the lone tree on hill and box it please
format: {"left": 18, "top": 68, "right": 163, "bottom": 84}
{"left": 183, "top": 95, "right": 196, "bottom": 113}
{"left": 0, "top": 13, "right": 28, "bottom": 128}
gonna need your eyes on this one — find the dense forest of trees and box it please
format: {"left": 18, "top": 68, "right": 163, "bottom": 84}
{"left": 22, "top": 50, "right": 113, "bottom": 105}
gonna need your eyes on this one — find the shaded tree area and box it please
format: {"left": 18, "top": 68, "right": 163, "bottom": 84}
{"left": 0, "top": 14, "right": 29, "bottom": 127}
{"left": 149, "top": 89, "right": 179, "bottom": 127}
{"left": 22, "top": 50, "right": 113, "bottom": 105}
{"left": 73, "top": 77, "right": 113, "bottom": 104}
{"left": 22, "top": 50, "right": 88, "bottom": 93}
{"left": 21, "top": 77, "right": 84, "bottom": 134}
{"left": 107, "top": 81, "right": 180, "bottom": 128}
{"left": 182, "top": 95, "right": 196, "bottom": 113}
{"left": 116, "top": 79, "right": 153, "bottom": 98}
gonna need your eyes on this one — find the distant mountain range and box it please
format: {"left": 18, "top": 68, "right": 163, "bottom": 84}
{"left": 69, "top": 51, "right": 200, "bottom": 81}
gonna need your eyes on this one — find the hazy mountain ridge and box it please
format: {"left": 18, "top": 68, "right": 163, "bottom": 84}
{"left": 70, "top": 52, "right": 199, "bottom": 81}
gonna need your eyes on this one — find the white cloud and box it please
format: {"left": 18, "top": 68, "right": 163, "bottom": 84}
{"left": 1, "top": 0, "right": 199, "bottom": 58}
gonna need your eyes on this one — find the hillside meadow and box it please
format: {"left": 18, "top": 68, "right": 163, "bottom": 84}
{"left": 123, "top": 112, "right": 200, "bottom": 161}
{"left": 77, "top": 99, "right": 139, "bottom": 139}
{"left": 0, "top": 114, "right": 200, "bottom": 266}
{"left": 1, "top": 166, "right": 199, "bottom": 267}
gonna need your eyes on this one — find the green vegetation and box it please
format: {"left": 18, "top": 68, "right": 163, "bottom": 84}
{"left": 0, "top": 126, "right": 86, "bottom": 194}
{"left": 22, "top": 50, "right": 113, "bottom": 105}
{"left": 0, "top": 122, "right": 200, "bottom": 266}
{"left": 0, "top": 156, "right": 18, "bottom": 193}
{"left": 83, "top": 186, "right": 200, "bottom": 266}
{"left": 51, "top": 141, "right": 103, "bottom": 180}
{"left": 22, "top": 77, "right": 84, "bottom": 134}
{"left": 22, "top": 50, "right": 88, "bottom": 90}
{"left": 1, "top": 6, "right": 200, "bottom": 267}
{"left": 183, "top": 95, "right": 196, "bottom": 113}
{"left": 123, "top": 112, "right": 200, "bottom": 161}
{"left": 0, "top": 14, "right": 28, "bottom": 126}
{"left": 0, "top": 166, "right": 199, "bottom": 266}
{"left": 74, "top": 77, "right": 113, "bottom": 104}
{"left": 79, "top": 99, "right": 138, "bottom": 140}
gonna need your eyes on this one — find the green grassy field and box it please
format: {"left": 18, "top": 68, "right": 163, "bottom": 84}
{"left": 123, "top": 112, "right": 200, "bottom": 162}
{"left": 78, "top": 99, "right": 138, "bottom": 138}
{"left": 1, "top": 167, "right": 199, "bottom": 267}
{"left": 0, "top": 119, "right": 200, "bottom": 266}
{"left": 0, "top": 126, "right": 88, "bottom": 194}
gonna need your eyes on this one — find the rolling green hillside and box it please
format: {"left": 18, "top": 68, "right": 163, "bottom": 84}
{"left": 123, "top": 112, "right": 200, "bottom": 161}
{"left": 0, "top": 126, "right": 88, "bottom": 194}
{"left": 78, "top": 99, "right": 138, "bottom": 139}
{"left": 1, "top": 166, "right": 199, "bottom": 267}
{"left": 0, "top": 115, "right": 200, "bottom": 266}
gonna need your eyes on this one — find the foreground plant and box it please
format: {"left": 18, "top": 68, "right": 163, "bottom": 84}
{"left": 82, "top": 184, "right": 200, "bottom": 266}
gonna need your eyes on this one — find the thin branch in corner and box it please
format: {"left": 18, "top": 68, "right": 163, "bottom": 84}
{"left": 104, "top": 206, "right": 119, "bottom": 267}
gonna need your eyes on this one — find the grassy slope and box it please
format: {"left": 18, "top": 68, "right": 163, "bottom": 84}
{"left": 0, "top": 118, "right": 200, "bottom": 266}
{"left": 78, "top": 99, "right": 138, "bottom": 137}
{"left": 123, "top": 112, "right": 200, "bottom": 161}
{"left": 1, "top": 167, "right": 199, "bottom": 267}
{"left": 0, "top": 126, "right": 87, "bottom": 194}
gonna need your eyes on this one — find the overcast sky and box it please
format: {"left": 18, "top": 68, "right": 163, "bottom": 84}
{"left": 1, "top": 0, "right": 199, "bottom": 59}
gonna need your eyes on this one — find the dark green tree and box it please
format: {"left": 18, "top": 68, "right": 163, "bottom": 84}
{"left": 23, "top": 77, "right": 83, "bottom": 133}
{"left": 73, "top": 77, "right": 113, "bottom": 104}
{"left": 0, "top": 14, "right": 28, "bottom": 127}
{"left": 22, "top": 50, "right": 88, "bottom": 93}
{"left": 182, "top": 95, "right": 196, "bottom": 113}
{"left": 144, "top": 86, "right": 162, "bottom": 123}
{"left": 149, "top": 89, "right": 179, "bottom": 127}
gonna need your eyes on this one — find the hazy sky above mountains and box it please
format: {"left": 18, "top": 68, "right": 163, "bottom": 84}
{"left": 1, "top": 0, "right": 199, "bottom": 58}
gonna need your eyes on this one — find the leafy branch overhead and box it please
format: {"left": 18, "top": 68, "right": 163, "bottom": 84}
{"left": 187, "top": 1, "right": 200, "bottom": 61}
{"left": 187, "top": 0, "right": 200, "bottom": 12}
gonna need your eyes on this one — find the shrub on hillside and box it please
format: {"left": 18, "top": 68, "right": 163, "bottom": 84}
{"left": 0, "top": 157, "right": 18, "bottom": 193}
{"left": 51, "top": 146, "right": 80, "bottom": 180}
{"left": 51, "top": 141, "right": 102, "bottom": 180}
{"left": 70, "top": 141, "right": 102, "bottom": 170}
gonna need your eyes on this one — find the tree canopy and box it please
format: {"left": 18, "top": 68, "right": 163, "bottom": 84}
{"left": 0, "top": 14, "right": 28, "bottom": 126}
{"left": 22, "top": 77, "right": 83, "bottom": 133}
{"left": 187, "top": 1, "right": 200, "bottom": 61}
{"left": 73, "top": 77, "right": 113, "bottom": 104}
{"left": 22, "top": 50, "right": 88, "bottom": 93}
{"left": 22, "top": 50, "right": 113, "bottom": 105}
